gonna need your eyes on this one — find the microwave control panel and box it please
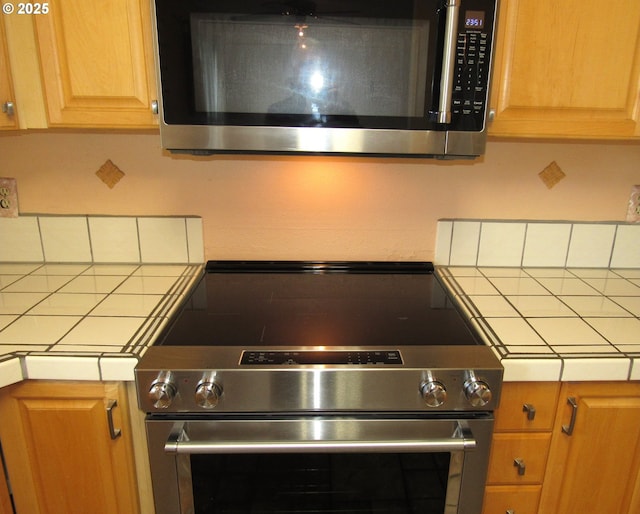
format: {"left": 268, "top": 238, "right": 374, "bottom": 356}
{"left": 451, "top": 11, "right": 493, "bottom": 131}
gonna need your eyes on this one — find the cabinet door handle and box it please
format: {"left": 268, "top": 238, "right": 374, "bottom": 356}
{"left": 106, "top": 399, "right": 122, "bottom": 440}
{"left": 506, "top": 510, "right": 515, "bottom": 514}
{"left": 561, "top": 397, "right": 578, "bottom": 436}
{"left": 2, "top": 101, "right": 14, "bottom": 116}
{"left": 513, "top": 458, "right": 526, "bottom": 476}
{"left": 522, "top": 403, "right": 536, "bottom": 420}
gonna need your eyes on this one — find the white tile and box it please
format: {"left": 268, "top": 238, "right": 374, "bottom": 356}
{"left": 0, "top": 216, "right": 44, "bottom": 261}
{"left": 138, "top": 217, "right": 189, "bottom": 263}
{"left": 82, "top": 264, "right": 139, "bottom": 276}
{"left": 525, "top": 268, "right": 576, "bottom": 278}
{"left": 581, "top": 278, "right": 640, "bottom": 296}
{"left": 0, "top": 315, "right": 18, "bottom": 330}
{"left": 25, "top": 355, "right": 100, "bottom": 380}
{"left": 585, "top": 318, "right": 640, "bottom": 345}
{"left": 90, "top": 294, "right": 162, "bottom": 317}
{"left": 0, "top": 315, "right": 82, "bottom": 344}
{"left": 566, "top": 224, "right": 616, "bottom": 268}
{"left": 0, "top": 263, "right": 41, "bottom": 274}
{"left": 32, "top": 264, "right": 90, "bottom": 275}
{"left": 479, "top": 268, "right": 530, "bottom": 278}
{"left": 559, "top": 296, "right": 632, "bottom": 317}
{"left": 551, "top": 345, "right": 619, "bottom": 354}
{"left": 186, "top": 217, "right": 205, "bottom": 264}
{"left": 0, "top": 357, "right": 24, "bottom": 388}
{"left": 522, "top": 223, "right": 571, "bottom": 267}
{"left": 27, "top": 293, "right": 107, "bottom": 316}
{"left": 501, "top": 358, "right": 562, "bottom": 381}
{"left": 133, "top": 264, "right": 187, "bottom": 277}
{"left": 114, "top": 276, "right": 179, "bottom": 294}
{"left": 611, "top": 225, "right": 640, "bottom": 268}
{"left": 468, "top": 295, "right": 519, "bottom": 317}
{"left": 445, "top": 267, "right": 484, "bottom": 277}
{"left": 435, "top": 221, "right": 453, "bottom": 265}
{"left": 0, "top": 344, "right": 49, "bottom": 354}
{"left": 100, "top": 356, "right": 138, "bottom": 381}
{"left": 614, "top": 269, "right": 640, "bottom": 279}
{"left": 58, "top": 317, "right": 146, "bottom": 346}
{"left": 486, "top": 318, "right": 546, "bottom": 346}
{"left": 449, "top": 221, "right": 481, "bottom": 266}
{"left": 453, "top": 276, "right": 499, "bottom": 295}
{"left": 89, "top": 217, "right": 141, "bottom": 263}
{"left": 0, "top": 275, "right": 21, "bottom": 289}
{"left": 477, "top": 222, "right": 526, "bottom": 267}
{"left": 631, "top": 359, "right": 640, "bottom": 380}
{"left": 489, "top": 277, "right": 549, "bottom": 295}
{"left": 59, "top": 275, "right": 127, "bottom": 294}
{"left": 0, "top": 292, "right": 49, "bottom": 315}
{"left": 3, "top": 275, "right": 74, "bottom": 293}
{"left": 528, "top": 318, "right": 609, "bottom": 345}
{"left": 561, "top": 358, "right": 631, "bottom": 381}
{"left": 39, "top": 216, "right": 92, "bottom": 262}
{"left": 611, "top": 296, "right": 640, "bottom": 316}
{"left": 507, "top": 296, "right": 576, "bottom": 317}
{"left": 535, "top": 278, "right": 599, "bottom": 295}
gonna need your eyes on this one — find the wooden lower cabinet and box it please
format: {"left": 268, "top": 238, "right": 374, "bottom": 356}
{"left": 0, "top": 447, "right": 12, "bottom": 514}
{"left": 0, "top": 381, "right": 140, "bottom": 514}
{"left": 483, "top": 485, "right": 540, "bottom": 514}
{"left": 538, "top": 382, "right": 640, "bottom": 514}
{"left": 482, "top": 382, "right": 559, "bottom": 514}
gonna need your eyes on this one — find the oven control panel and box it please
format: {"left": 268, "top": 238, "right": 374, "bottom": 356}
{"left": 136, "top": 346, "right": 502, "bottom": 413}
{"left": 240, "top": 350, "right": 403, "bottom": 366}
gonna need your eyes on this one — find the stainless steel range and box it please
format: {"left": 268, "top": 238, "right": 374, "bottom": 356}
{"left": 136, "top": 261, "right": 502, "bottom": 514}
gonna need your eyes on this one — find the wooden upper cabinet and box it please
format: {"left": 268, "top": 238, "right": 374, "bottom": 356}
{"left": 489, "top": 0, "right": 640, "bottom": 139}
{"left": 33, "top": 0, "right": 157, "bottom": 128}
{"left": 0, "top": 17, "right": 19, "bottom": 129}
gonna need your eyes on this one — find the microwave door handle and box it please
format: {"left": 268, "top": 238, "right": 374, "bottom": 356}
{"left": 437, "top": 0, "right": 461, "bottom": 124}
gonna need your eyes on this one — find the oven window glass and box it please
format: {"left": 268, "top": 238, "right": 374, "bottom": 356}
{"left": 191, "top": 452, "right": 451, "bottom": 513}
{"left": 155, "top": 1, "right": 441, "bottom": 129}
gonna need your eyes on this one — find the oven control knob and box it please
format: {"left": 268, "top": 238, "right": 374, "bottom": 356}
{"left": 195, "top": 381, "right": 223, "bottom": 409}
{"left": 420, "top": 380, "right": 447, "bottom": 408}
{"left": 148, "top": 376, "right": 177, "bottom": 409}
{"left": 464, "top": 377, "right": 492, "bottom": 407}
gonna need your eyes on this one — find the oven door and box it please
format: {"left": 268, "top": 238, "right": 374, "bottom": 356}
{"left": 146, "top": 415, "right": 493, "bottom": 514}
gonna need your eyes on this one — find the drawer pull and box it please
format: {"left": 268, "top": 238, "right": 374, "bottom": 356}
{"left": 506, "top": 511, "right": 515, "bottom": 514}
{"left": 522, "top": 403, "right": 536, "bottom": 421}
{"left": 562, "top": 397, "right": 578, "bottom": 436}
{"left": 513, "top": 458, "right": 526, "bottom": 476}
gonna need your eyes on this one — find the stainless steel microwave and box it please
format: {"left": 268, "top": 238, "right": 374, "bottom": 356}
{"left": 151, "top": 0, "right": 497, "bottom": 158}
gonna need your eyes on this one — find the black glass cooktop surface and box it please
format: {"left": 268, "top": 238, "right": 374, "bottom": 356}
{"left": 157, "top": 261, "right": 480, "bottom": 347}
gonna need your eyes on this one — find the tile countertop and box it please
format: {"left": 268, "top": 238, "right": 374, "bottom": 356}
{"left": 0, "top": 262, "right": 203, "bottom": 388}
{"left": 438, "top": 266, "right": 640, "bottom": 382}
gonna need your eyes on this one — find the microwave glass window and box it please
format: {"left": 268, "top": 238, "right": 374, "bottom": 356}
{"left": 190, "top": 14, "right": 430, "bottom": 119}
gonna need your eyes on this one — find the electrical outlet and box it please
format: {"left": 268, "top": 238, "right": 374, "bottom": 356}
{"left": 0, "top": 177, "right": 19, "bottom": 218}
{"left": 626, "top": 185, "right": 640, "bottom": 222}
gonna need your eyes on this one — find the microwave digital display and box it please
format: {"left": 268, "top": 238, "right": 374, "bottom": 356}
{"left": 464, "top": 11, "right": 485, "bottom": 29}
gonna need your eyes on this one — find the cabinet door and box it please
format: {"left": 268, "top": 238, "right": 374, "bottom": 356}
{"left": 539, "top": 382, "right": 640, "bottom": 514}
{"left": 0, "top": 381, "right": 140, "bottom": 514}
{"left": 0, "top": 17, "right": 18, "bottom": 129}
{"left": 489, "top": 0, "right": 640, "bottom": 139}
{"left": 33, "top": 0, "right": 157, "bottom": 127}
{"left": 0, "top": 446, "right": 12, "bottom": 514}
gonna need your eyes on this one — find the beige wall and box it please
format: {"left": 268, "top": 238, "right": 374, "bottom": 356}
{"left": 1, "top": 131, "right": 639, "bottom": 261}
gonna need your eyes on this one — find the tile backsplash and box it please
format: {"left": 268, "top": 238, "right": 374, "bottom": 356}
{"left": 0, "top": 215, "right": 204, "bottom": 264}
{"left": 436, "top": 220, "right": 640, "bottom": 268}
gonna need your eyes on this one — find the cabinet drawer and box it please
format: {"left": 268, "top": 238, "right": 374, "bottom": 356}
{"left": 495, "top": 382, "right": 560, "bottom": 432}
{"left": 483, "top": 485, "right": 540, "bottom": 514}
{"left": 487, "top": 433, "right": 551, "bottom": 485}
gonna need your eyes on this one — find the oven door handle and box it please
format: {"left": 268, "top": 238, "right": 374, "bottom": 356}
{"left": 163, "top": 419, "right": 477, "bottom": 454}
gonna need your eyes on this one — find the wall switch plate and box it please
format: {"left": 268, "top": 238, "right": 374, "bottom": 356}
{"left": 0, "top": 178, "right": 18, "bottom": 218}
{"left": 626, "top": 185, "right": 640, "bottom": 222}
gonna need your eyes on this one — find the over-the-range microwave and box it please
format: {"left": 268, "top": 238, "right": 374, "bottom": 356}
{"left": 151, "top": 0, "right": 497, "bottom": 158}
